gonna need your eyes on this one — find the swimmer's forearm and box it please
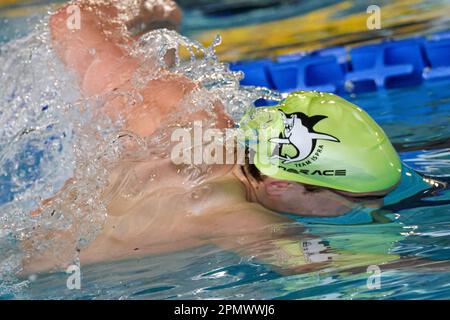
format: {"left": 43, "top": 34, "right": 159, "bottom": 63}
{"left": 50, "top": 1, "right": 181, "bottom": 92}
{"left": 50, "top": 1, "right": 210, "bottom": 136}
{"left": 50, "top": 2, "right": 139, "bottom": 93}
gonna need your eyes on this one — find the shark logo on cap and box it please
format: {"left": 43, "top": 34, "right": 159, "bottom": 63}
{"left": 270, "top": 111, "right": 340, "bottom": 164}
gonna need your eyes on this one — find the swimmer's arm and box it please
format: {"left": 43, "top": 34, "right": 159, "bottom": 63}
{"left": 50, "top": 2, "right": 135, "bottom": 95}
{"left": 50, "top": 2, "right": 231, "bottom": 136}
{"left": 49, "top": 1, "right": 183, "bottom": 95}
{"left": 49, "top": 0, "right": 188, "bottom": 93}
{"left": 206, "top": 205, "right": 328, "bottom": 274}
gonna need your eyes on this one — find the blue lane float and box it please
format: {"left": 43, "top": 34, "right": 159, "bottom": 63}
{"left": 229, "top": 31, "right": 450, "bottom": 94}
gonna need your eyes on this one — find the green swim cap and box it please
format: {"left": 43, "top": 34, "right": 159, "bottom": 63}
{"left": 239, "top": 91, "right": 401, "bottom": 194}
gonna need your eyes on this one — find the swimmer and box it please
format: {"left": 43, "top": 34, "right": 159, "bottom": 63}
{"left": 22, "top": 0, "right": 445, "bottom": 275}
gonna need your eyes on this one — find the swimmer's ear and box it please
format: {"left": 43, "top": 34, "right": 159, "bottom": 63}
{"left": 264, "top": 179, "right": 292, "bottom": 196}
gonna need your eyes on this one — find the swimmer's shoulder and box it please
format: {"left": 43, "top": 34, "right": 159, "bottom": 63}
{"left": 189, "top": 173, "right": 287, "bottom": 223}
{"left": 186, "top": 174, "right": 249, "bottom": 216}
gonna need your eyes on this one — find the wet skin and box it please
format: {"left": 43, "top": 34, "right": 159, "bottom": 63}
{"left": 24, "top": 1, "right": 394, "bottom": 274}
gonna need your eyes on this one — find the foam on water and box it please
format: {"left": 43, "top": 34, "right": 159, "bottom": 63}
{"left": 0, "top": 1, "right": 280, "bottom": 288}
{"left": 0, "top": 22, "right": 118, "bottom": 281}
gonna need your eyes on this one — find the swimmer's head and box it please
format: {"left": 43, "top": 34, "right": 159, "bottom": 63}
{"left": 242, "top": 151, "right": 390, "bottom": 217}
{"left": 239, "top": 91, "right": 402, "bottom": 215}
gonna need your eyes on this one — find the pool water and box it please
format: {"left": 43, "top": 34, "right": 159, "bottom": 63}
{"left": 0, "top": 0, "right": 450, "bottom": 300}
{"left": 2, "top": 0, "right": 450, "bottom": 60}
